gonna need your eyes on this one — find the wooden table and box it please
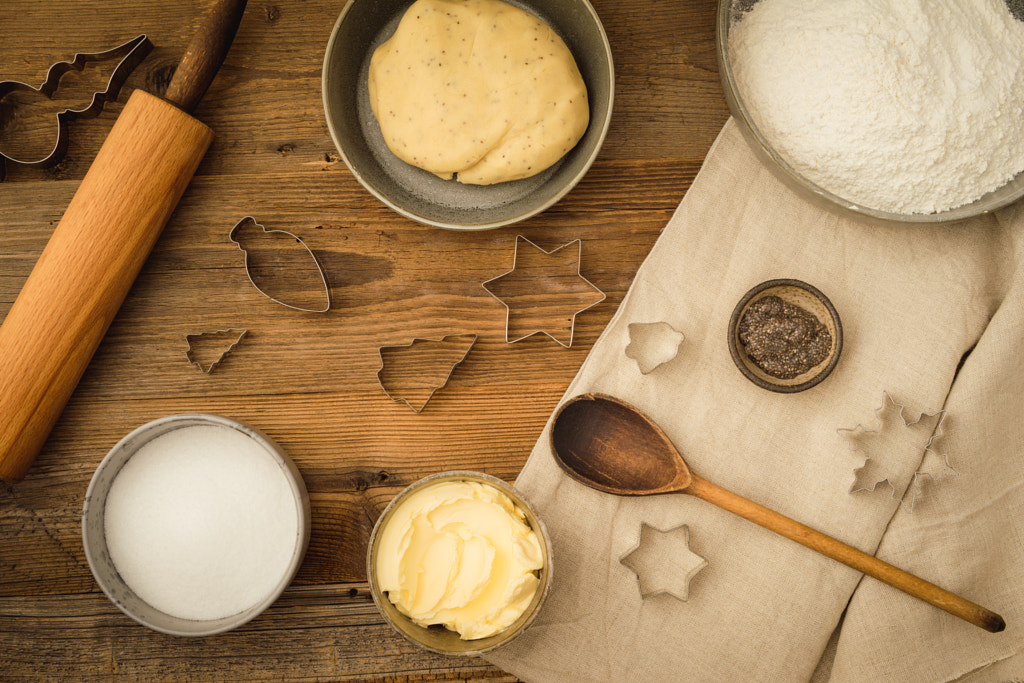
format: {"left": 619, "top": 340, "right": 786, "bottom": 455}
{"left": 0, "top": 0, "right": 727, "bottom": 678}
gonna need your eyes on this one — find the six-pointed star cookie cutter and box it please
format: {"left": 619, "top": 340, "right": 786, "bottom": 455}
{"left": 620, "top": 522, "right": 708, "bottom": 602}
{"left": 0, "top": 34, "right": 152, "bottom": 181}
{"left": 482, "top": 234, "right": 606, "bottom": 348}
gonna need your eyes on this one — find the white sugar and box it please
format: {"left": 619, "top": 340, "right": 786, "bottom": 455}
{"left": 104, "top": 424, "right": 299, "bottom": 621}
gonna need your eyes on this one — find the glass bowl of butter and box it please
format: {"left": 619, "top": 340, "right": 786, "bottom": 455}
{"left": 367, "top": 470, "right": 553, "bottom": 655}
{"left": 322, "top": 0, "right": 614, "bottom": 230}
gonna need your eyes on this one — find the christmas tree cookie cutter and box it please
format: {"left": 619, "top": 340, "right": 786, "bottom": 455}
{"left": 376, "top": 333, "right": 477, "bottom": 413}
{"left": 0, "top": 34, "right": 152, "bottom": 181}
{"left": 184, "top": 328, "right": 247, "bottom": 374}
{"left": 482, "top": 235, "right": 605, "bottom": 348}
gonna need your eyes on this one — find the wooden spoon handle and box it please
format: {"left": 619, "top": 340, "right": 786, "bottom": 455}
{"left": 686, "top": 475, "right": 1005, "bottom": 633}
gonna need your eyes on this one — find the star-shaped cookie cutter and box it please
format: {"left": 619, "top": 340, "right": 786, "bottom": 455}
{"left": 482, "top": 235, "right": 605, "bottom": 348}
{"left": 0, "top": 34, "right": 152, "bottom": 181}
{"left": 619, "top": 522, "right": 707, "bottom": 601}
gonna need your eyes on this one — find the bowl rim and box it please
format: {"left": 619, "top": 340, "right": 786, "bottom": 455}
{"left": 81, "top": 413, "right": 311, "bottom": 637}
{"left": 366, "top": 470, "right": 553, "bottom": 655}
{"left": 321, "top": 0, "right": 615, "bottom": 230}
{"left": 716, "top": 0, "right": 1024, "bottom": 224}
{"left": 727, "top": 278, "right": 843, "bottom": 393}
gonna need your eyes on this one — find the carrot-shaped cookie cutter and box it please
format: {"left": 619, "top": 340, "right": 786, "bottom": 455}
{"left": 229, "top": 216, "right": 331, "bottom": 313}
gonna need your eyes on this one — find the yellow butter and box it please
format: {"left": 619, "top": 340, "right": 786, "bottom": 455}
{"left": 375, "top": 479, "right": 544, "bottom": 639}
{"left": 367, "top": 0, "right": 589, "bottom": 185}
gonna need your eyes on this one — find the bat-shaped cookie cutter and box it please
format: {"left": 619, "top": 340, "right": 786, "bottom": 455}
{"left": 0, "top": 34, "right": 153, "bottom": 181}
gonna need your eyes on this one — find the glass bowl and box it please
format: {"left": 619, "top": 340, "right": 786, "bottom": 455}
{"left": 716, "top": 0, "right": 1024, "bottom": 224}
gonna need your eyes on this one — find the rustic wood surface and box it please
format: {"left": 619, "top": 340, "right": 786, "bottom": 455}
{"left": 0, "top": 0, "right": 728, "bottom": 679}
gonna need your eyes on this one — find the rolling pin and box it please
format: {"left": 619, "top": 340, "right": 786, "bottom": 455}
{"left": 0, "top": 0, "right": 248, "bottom": 482}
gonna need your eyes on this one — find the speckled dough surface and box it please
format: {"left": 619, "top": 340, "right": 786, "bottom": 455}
{"left": 367, "top": 0, "right": 589, "bottom": 185}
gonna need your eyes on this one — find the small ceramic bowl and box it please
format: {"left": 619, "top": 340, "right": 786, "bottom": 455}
{"left": 367, "top": 471, "right": 552, "bottom": 655}
{"left": 728, "top": 279, "right": 842, "bottom": 393}
{"left": 716, "top": 0, "right": 1024, "bottom": 224}
{"left": 322, "top": 0, "right": 614, "bottom": 230}
{"left": 82, "top": 414, "right": 310, "bottom": 637}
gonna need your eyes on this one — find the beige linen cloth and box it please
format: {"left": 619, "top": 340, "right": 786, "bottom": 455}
{"left": 485, "top": 118, "right": 1023, "bottom": 681}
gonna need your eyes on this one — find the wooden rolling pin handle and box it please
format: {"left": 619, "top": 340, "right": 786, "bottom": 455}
{"left": 0, "top": 90, "right": 213, "bottom": 482}
{"left": 165, "top": 0, "right": 248, "bottom": 113}
{"left": 687, "top": 475, "right": 1006, "bottom": 633}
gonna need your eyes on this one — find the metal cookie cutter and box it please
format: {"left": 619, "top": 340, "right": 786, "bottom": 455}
{"left": 482, "top": 235, "right": 606, "bottom": 348}
{"left": 185, "top": 328, "right": 247, "bottom": 374}
{"left": 0, "top": 34, "right": 152, "bottom": 181}
{"left": 625, "top": 321, "right": 685, "bottom": 375}
{"left": 838, "top": 391, "right": 957, "bottom": 512}
{"left": 619, "top": 522, "right": 707, "bottom": 602}
{"left": 229, "top": 216, "right": 331, "bottom": 313}
{"left": 376, "top": 333, "right": 477, "bottom": 413}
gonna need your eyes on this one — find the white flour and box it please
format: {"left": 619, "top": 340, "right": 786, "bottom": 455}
{"left": 728, "top": 0, "right": 1024, "bottom": 215}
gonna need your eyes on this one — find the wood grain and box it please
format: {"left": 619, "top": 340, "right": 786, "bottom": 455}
{"left": 0, "top": 0, "right": 729, "bottom": 677}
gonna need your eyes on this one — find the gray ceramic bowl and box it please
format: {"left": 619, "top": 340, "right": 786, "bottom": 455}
{"left": 322, "top": 0, "right": 614, "bottom": 230}
{"left": 82, "top": 414, "right": 311, "bottom": 637}
{"left": 367, "top": 471, "right": 553, "bottom": 655}
{"left": 717, "top": 0, "right": 1024, "bottom": 224}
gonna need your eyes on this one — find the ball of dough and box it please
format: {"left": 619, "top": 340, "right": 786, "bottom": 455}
{"left": 368, "top": 0, "right": 589, "bottom": 185}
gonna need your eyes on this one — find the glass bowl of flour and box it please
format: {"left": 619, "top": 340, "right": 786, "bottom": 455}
{"left": 717, "top": 0, "right": 1024, "bottom": 223}
{"left": 82, "top": 414, "right": 310, "bottom": 636}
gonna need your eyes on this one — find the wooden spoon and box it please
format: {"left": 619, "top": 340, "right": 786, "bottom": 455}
{"left": 549, "top": 393, "right": 1005, "bottom": 633}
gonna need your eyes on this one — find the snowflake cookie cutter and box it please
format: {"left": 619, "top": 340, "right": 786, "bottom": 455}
{"left": 619, "top": 522, "right": 707, "bottom": 601}
{"left": 625, "top": 322, "right": 685, "bottom": 374}
{"left": 185, "top": 328, "right": 247, "bottom": 374}
{"left": 376, "top": 333, "right": 477, "bottom": 413}
{"left": 482, "top": 235, "right": 605, "bottom": 348}
{"left": 229, "top": 216, "right": 331, "bottom": 313}
{"left": 838, "top": 391, "right": 958, "bottom": 512}
{"left": 0, "top": 34, "right": 152, "bottom": 181}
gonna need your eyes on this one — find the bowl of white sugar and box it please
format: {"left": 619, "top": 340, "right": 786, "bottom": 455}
{"left": 717, "top": 0, "right": 1024, "bottom": 222}
{"left": 82, "top": 414, "right": 310, "bottom": 636}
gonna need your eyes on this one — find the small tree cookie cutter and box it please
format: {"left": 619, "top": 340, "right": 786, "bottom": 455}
{"left": 184, "top": 328, "right": 247, "bottom": 374}
{"left": 0, "top": 34, "right": 152, "bottom": 181}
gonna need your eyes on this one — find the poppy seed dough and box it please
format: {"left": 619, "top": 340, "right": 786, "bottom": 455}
{"left": 367, "top": 0, "right": 589, "bottom": 185}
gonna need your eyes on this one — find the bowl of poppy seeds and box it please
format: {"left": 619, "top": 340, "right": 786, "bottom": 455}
{"left": 728, "top": 279, "right": 842, "bottom": 393}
